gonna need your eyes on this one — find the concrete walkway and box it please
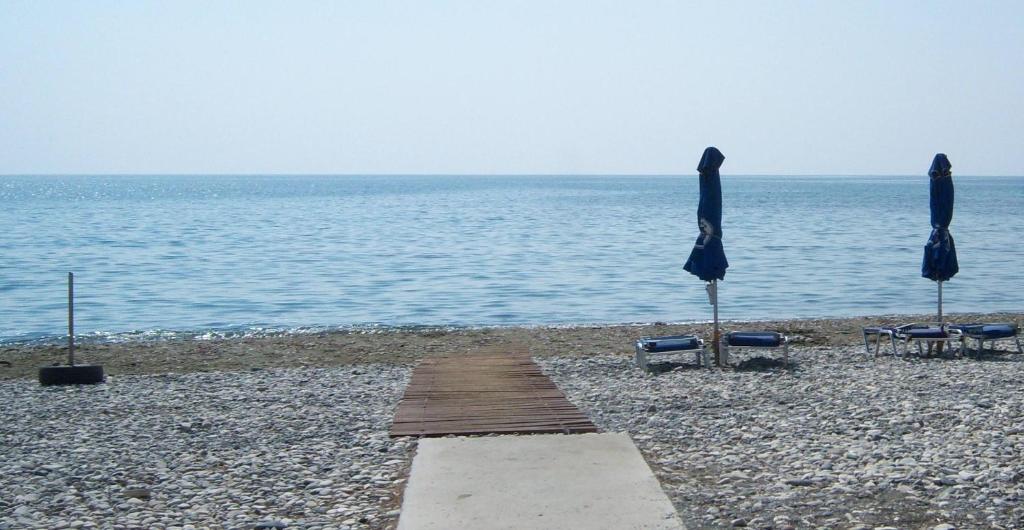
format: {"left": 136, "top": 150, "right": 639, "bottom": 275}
{"left": 397, "top": 433, "right": 685, "bottom": 530}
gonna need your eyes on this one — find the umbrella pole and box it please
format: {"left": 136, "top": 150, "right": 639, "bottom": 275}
{"left": 68, "top": 272, "right": 75, "bottom": 366}
{"left": 935, "top": 280, "right": 944, "bottom": 356}
{"left": 712, "top": 279, "right": 721, "bottom": 366}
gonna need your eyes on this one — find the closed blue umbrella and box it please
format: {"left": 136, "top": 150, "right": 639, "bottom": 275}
{"left": 684, "top": 147, "right": 728, "bottom": 362}
{"left": 684, "top": 147, "right": 728, "bottom": 281}
{"left": 922, "top": 153, "right": 958, "bottom": 323}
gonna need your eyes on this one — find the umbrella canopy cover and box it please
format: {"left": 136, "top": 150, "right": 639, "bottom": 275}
{"left": 684, "top": 147, "right": 729, "bottom": 281}
{"left": 922, "top": 153, "right": 959, "bottom": 281}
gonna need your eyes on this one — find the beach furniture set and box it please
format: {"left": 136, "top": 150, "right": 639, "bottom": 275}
{"left": 859, "top": 155, "right": 1020, "bottom": 359}
{"left": 863, "top": 322, "right": 1021, "bottom": 358}
{"left": 636, "top": 149, "right": 1018, "bottom": 374}
{"left": 635, "top": 331, "right": 789, "bottom": 371}
{"left": 632, "top": 147, "right": 791, "bottom": 372}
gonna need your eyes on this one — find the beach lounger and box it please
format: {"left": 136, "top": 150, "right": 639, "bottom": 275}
{"left": 893, "top": 323, "right": 962, "bottom": 357}
{"left": 863, "top": 326, "right": 899, "bottom": 357}
{"left": 948, "top": 323, "right": 1021, "bottom": 356}
{"left": 635, "top": 335, "right": 707, "bottom": 372}
{"left": 720, "top": 331, "right": 789, "bottom": 367}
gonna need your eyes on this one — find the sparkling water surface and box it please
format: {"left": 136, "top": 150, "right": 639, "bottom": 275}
{"left": 1, "top": 175, "right": 1021, "bottom": 343}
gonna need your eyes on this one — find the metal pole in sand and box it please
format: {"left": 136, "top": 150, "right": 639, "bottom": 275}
{"left": 712, "top": 279, "right": 720, "bottom": 366}
{"left": 935, "top": 280, "right": 945, "bottom": 356}
{"left": 68, "top": 272, "right": 75, "bottom": 366}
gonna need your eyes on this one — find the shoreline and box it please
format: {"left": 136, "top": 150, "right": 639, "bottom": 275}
{"left": 2, "top": 311, "right": 1020, "bottom": 381}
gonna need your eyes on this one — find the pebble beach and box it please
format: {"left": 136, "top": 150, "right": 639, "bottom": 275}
{"left": 541, "top": 346, "right": 1024, "bottom": 530}
{"left": 2, "top": 312, "right": 1022, "bottom": 530}
{"left": 1, "top": 367, "right": 415, "bottom": 530}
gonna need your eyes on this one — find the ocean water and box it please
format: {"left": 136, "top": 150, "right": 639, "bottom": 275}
{"left": 1, "top": 175, "right": 1021, "bottom": 344}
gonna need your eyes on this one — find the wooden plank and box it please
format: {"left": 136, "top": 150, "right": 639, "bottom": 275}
{"left": 390, "top": 352, "right": 597, "bottom": 437}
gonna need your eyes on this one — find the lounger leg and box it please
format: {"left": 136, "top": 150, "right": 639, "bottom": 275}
{"left": 782, "top": 342, "right": 789, "bottom": 367}
{"left": 635, "top": 342, "right": 647, "bottom": 372}
{"left": 872, "top": 332, "right": 885, "bottom": 357}
{"left": 877, "top": 331, "right": 892, "bottom": 357}
{"left": 721, "top": 341, "right": 730, "bottom": 367}
{"left": 865, "top": 331, "right": 883, "bottom": 357}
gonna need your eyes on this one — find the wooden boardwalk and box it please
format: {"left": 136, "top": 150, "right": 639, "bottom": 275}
{"left": 390, "top": 352, "right": 597, "bottom": 437}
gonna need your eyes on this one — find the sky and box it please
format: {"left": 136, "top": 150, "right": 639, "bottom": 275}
{"left": 1, "top": 1, "right": 1022, "bottom": 176}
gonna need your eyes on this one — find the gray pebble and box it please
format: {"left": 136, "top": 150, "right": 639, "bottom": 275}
{"left": 0, "top": 365, "right": 414, "bottom": 530}
{"left": 537, "top": 346, "right": 1024, "bottom": 529}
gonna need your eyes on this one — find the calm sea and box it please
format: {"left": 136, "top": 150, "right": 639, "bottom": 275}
{"left": 1, "top": 175, "right": 1021, "bottom": 344}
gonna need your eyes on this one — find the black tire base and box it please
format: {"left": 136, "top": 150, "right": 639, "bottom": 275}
{"left": 38, "top": 364, "right": 105, "bottom": 386}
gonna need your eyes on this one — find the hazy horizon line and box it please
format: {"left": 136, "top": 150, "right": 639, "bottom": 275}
{"left": 3, "top": 172, "right": 1022, "bottom": 178}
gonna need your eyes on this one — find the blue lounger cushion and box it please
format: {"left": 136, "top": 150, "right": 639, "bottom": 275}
{"left": 727, "top": 332, "right": 784, "bottom": 348}
{"left": 898, "top": 327, "right": 949, "bottom": 339}
{"left": 640, "top": 335, "right": 701, "bottom": 352}
{"left": 951, "top": 323, "right": 1017, "bottom": 340}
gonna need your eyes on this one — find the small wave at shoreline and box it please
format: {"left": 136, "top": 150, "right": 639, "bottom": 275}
{"left": 0, "top": 319, "right": 706, "bottom": 347}
{"left": 5, "top": 310, "right": 1020, "bottom": 347}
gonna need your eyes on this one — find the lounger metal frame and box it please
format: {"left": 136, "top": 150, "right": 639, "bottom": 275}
{"left": 863, "top": 327, "right": 898, "bottom": 357}
{"left": 894, "top": 323, "right": 963, "bottom": 358}
{"left": 635, "top": 338, "right": 708, "bottom": 372}
{"left": 957, "top": 326, "right": 1023, "bottom": 356}
{"left": 720, "top": 333, "right": 789, "bottom": 367}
